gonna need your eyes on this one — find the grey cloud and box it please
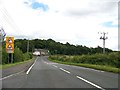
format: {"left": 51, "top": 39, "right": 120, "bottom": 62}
{"left": 65, "top": 1, "right": 118, "bottom": 17}
{"left": 10, "top": 35, "right": 29, "bottom": 39}
{"left": 66, "top": 9, "right": 97, "bottom": 17}
{"left": 91, "top": 1, "right": 117, "bottom": 12}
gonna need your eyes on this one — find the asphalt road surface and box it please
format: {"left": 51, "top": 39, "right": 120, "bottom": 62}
{"left": 2, "top": 56, "right": 119, "bottom": 89}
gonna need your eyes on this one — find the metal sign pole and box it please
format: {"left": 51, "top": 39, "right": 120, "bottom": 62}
{"left": 11, "top": 53, "right": 13, "bottom": 63}
{"left": 8, "top": 53, "right": 10, "bottom": 63}
{"left": 8, "top": 53, "right": 13, "bottom": 63}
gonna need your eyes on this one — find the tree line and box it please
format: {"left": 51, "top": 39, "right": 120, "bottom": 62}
{"left": 14, "top": 38, "right": 113, "bottom": 55}
{"left": 1, "top": 38, "right": 114, "bottom": 64}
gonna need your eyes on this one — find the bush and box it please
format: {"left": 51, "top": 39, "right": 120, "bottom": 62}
{"left": 2, "top": 48, "right": 8, "bottom": 64}
{"left": 23, "top": 52, "right": 32, "bottom": 61}
{"left": 49, "top": 52, "right": 119, "bottom": 68}
{"left": 14, "top": 47, "right": 24, "bottom": 63}
{"left": 2, "top": 46, "right": 33, "bottom": 64}
{"left": 28, "top": 52, "right": 33, "bottom": 59}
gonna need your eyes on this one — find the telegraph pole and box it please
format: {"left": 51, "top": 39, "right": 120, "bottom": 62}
{"left": 0, "top": 28, "right": 3, "bottom": 65}
{"left": 0, "top": 27, "right": 6, "bottom": 64}
{"left": 98, "top": 32, "right": 108, "bottom": 53}
{"left": 0, "top": 27, "right": 6, "bottom": 42}
{"left": 27, "top": 39, "right": 29, "bottom": 53}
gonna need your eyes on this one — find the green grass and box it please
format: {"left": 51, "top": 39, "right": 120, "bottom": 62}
{"left": 49, "top": 58, "right": 120, "bottom": 73}
{"left": 0, "top": 57, "right": 35, "bottom": 69}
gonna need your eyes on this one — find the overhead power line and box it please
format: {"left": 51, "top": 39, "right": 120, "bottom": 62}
{"left": 0, "top": 6, "right": 20, "bottom": 33}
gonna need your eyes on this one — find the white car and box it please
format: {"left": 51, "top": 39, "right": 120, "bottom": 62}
{"left": 33, "top": 51, "right": 40, "bottom": 56}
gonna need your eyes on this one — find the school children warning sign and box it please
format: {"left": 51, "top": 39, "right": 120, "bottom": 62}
{"left": 6, "top": 37, "right": 14, "bottom": 53}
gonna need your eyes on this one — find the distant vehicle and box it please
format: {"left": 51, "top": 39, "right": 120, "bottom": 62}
{"left": 41, "top": 52, "right": 45, "bottom": 56}
{"left": 33, "top": 51, "right": 40, "bottom": 56}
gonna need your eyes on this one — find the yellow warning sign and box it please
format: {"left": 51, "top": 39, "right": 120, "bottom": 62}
{"left": 6, "top": 37, "right": 14, "bottom": 53}
{"left": 6, "top": 37, "right": 14, "bottom": 44}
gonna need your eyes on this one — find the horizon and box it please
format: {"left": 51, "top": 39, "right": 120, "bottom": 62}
{"left": 3, "top": 37, "right": 116, "bottom": 51}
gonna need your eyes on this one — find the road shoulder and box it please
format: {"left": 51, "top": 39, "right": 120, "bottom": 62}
{"left": 2, "top": 58, "right": 36, "bottom": 77}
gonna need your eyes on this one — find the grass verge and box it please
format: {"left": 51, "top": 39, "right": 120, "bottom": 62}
{"left": 49, "top": 58, "right": 120, "bottom": 73}
{"left": 0, "top": 57, "right": 35, "bottom": 69}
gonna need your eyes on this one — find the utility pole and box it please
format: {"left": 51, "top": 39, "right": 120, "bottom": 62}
{"left": 0, "top": 27, "right": 6, "bottom": 64}
{"left": 98, "top": 32, "right": 108, "bottom": 53}
{"left": 27, "top": 39, "right": 29, "bottom": 53}
{"left": 0, "top": 28, "right": 3, "bottom": 65}
{"left": 0, "top": 27, "right": 6, "bottom": 42}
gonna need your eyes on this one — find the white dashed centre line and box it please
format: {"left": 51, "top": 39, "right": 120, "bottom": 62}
{"left": 59, "top": 68, "right": 71, "bottom": 74}
{"left": 52, "top": 65, "right": 58, "bottom": 68}
{"left": 76, "top": 76, "right": 105, "bottom": 90}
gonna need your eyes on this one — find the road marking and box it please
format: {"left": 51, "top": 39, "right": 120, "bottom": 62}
{"left": 60, "top": 68, "right": 71, "bottom": 74}
{"left": 0, "top": 70, "right": 24, "bottom": 80}
{"left": 59, "top": 64, "right": 105, "bottom": 73}
{"left": 44, "top": 61, "right": 49, "bottom": 64}
{"left": 26, "top": 57, "right": 38, "bottom": 74}
{"left": 52, "top": 65, "right": 58, "bottom": 68}
{"left": 87, "top": 68, "right": 105, "bottom": 73}
{"left": 44, "top": 61, "right": 47, "bottom": 64}
{"left": 76, "top": 76, "right": 105, "bottom": 90}
{"left": 45, "top": 62, "right": 49, "bottom": 64}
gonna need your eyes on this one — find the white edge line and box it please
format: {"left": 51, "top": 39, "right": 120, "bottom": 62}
{"left": 0, "top": 70, "right": 24, "bottom": 80}
{"left": 60, "top": 68, "right": 70, "bottom": 74}
{"left": 0, "top": 57, "right": 38, "bottom": 80}
{"left": 26, "top": 57, "right": 38, "bottom": 74}
{"left": 52, "top": 65, "right": 58, "bottom": 68}
{"left": 76, "top": 76, "right": 105, "bottom": 90}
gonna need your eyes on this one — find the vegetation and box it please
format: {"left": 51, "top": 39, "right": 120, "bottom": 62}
{"left": 14, "top": 38, "right": 113, "bottom": 55}
{"left": 49, "top": 52, "right": 120, "bottom": 73}
{"left": 2, "top": 46, "right": 33, "bottom": 64}
{"left": 1, "top": 38, "right": 118, "bottom": 73}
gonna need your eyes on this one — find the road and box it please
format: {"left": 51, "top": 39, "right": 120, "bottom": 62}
{"left": 2, "top": 56, "right": 119, "bottom": 89}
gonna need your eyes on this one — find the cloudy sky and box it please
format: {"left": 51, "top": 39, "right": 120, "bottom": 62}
{"left": 0, "top": 0, "right": 119, "bottom": 51}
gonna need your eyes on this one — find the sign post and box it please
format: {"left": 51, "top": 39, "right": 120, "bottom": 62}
{"left": 6, "top": 37, "right": 14, "bottom": 63}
